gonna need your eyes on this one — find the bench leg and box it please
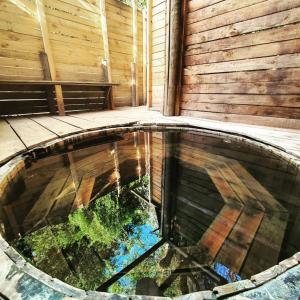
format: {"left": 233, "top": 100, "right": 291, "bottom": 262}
{"left": 106, "top": 86, "right": 114, "bottom": 110}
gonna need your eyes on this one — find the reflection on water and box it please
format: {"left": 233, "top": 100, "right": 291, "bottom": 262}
{"left": 0, "top": 130, "right": 299, "bottom": 297}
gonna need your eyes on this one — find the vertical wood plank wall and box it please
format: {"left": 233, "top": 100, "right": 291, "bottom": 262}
{"left": 151, "top": 0, "right": 167, "bottom": 111}
{"left": 0, "top": 0, "right": 143, "bottom": 107}
{"left": 181, "top": 0, "right": 300, "bottom": 129}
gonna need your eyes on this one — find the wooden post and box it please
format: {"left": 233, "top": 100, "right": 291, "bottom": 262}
{"left": 39, "top": 51, "right": 56, "bottom": 114}
{"left": 163, "top": 0, "right": 185, "bottom": 116}
{"left": 142, "top": 9, "right": 147, "bottom": 105}
{"left": 131, "top": 0, "right": 138, "bottom": 107}
{"left": 36, "top": 0, "right": 65, "bottom": 116}
{"left": 99, "top": 0, "right": 114, "bottom": 110}
{"left": 146, "top": 0, "right": 152, "bottom": 109}
{"left": 99, "top": 0, "right": 112, "bottom": 82}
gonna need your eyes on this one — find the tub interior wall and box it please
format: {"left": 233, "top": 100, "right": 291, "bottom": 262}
{"left": 0, "top": 129, "right": 299, "bottom": 297}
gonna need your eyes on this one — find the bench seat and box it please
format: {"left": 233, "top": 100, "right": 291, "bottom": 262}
{"left": 0, "top": 81, "right": 118, "bottom": 116}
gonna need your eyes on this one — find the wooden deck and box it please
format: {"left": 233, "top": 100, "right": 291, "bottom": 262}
{"left": 1, "top": 106, "right": 300, "bottom": 165}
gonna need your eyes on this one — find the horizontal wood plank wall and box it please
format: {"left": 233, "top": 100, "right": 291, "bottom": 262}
{"left": 181, "top": 0, "right": 300, "bottom": 129}
{"left": 0, "top": 0, "right": 144, "bottom": 108}
{"left": 151, "top": 0, "right": 167, "bottom": 111}
{"left": 44, "top": 0, "right": 105, "bottom": 82}
{"left": 106, "top": 0, "right": 144, "bottom": 106}
{"left": 0, "top": 0, "right": 44, "bottom": 81}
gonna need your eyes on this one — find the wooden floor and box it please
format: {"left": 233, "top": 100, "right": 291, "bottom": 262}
{"left": 1, "top": 106, "right": 300, "bottom": 165}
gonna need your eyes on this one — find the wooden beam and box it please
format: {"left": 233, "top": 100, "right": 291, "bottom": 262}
{"left": 99, "top": 0, "right": 114, "bottom": 110}
{"left": 146, "top": 0, "right": 153, "bottom": 109}
{"left": 99, "top": 0, "right": 112, "bottom": 83}
{"left": 131, "top": 0, "right": 138, "bottom": 107}
{"left": 143, "top": 9, "right": 147, "bottom": 105}
{"left": 163, "top": 0, "right": 185, "bottom": 116}
{"left": 36, "top": 0, "right": 65, "bottom": 116}
{"left": 39, "top": 51, "right": 56, "bottom": 114}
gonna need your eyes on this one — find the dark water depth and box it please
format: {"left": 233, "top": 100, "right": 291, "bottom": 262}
{"left": 0, "top": 130, "right": 299, "bottom": 297}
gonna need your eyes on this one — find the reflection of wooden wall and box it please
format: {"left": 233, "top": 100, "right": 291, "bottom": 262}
{"left": 0, "top": 0, "right": 144, "bottom": 107}
{"left": 174, "top": 162, "right": 224, "bottom": 244}
{"left": 181, "top": 1, "right": 300, "bottom": 129}
{"left": 178, "top": 132, "right": 299, "bottom": 267}
{"left": 0, "top": 132, "right": 146, "bottom": 239}
{"left": 150, "top": 132, "right": 163, "bottom": 204}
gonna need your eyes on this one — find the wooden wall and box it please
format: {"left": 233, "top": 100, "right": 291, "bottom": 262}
{"left": 181, "top": 0, "right": 300, "bottom": 129}
{"left": 106, "top": 0, "right": 144, "bottom": 106}
{"left": 0, "top": 0, "right": 44, "bottom": 81}
{"left": 0, "top": 0, "right": 144, "bottom": 107}
{"left": 151, "top": 0, "right": 167, "bottom": 111}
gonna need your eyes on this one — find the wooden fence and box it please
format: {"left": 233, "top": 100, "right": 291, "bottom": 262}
{"left": 150, "top": 0, "right": 167, "bottom": 111}
{"left": 181, "top": 0, "right": 300, "bottom": 129}
{"left": 0, "top": 0, "right": 144, "bottom": 109}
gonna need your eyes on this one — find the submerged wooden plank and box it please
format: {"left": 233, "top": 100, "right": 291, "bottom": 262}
{"left": 23, "top": 168, "right": 70, "bottom": 231}
{"left": 195, "top": 205, "right": 242, "bottom": 263}
{"left": 0, "top": 119, "right": 26, "bottom": 164}
{"left": 72, "top": 175, "right": 96, "bottom": 209}
{"left": 7, "top": 117, "right": 57, "bottom": 148}
{"left": 215, "top": 205, "right": 264, "bottom": 273}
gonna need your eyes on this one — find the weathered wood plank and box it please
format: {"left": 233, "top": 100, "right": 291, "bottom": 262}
{"left": 181, "top": 94, "right": 300, "bottom": 108}
{"left": 187, "top": 0, "right": 300, "bottom": 35}
{"left": 183, "top": 81, "right": 300, "bottom": 95}
{"left": 180, "top": 110, "right": 300, "bottom": 129}
{"left": 183, "top": 68, "right": 300, "bottom": 84}
{"left": 187, "top": 7, "right": 300, "bottom": 46}
{"left": 180, "top": 102, "right": 300, "bottom": 119}
{"left": 187, "top": 0, "right": 266, "bottom": 24}
{"left": 184, "top": 54, "right": 300, "bottom": 75}
{"left": 185, "top": 40, "right": 300, "bottom": 66}
{"left": 0, "top": 120, "right": 26, "bottom": 164}
{"left": 7, "top": 117, "right": 57, "bottom": 148}
{"left": 30, "top": 116, "right": 81, "bottom": 137}
{"left": 186, "top": 23, "right": 300, "bottom": 55}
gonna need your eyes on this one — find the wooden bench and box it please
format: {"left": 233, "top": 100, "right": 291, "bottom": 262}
{"left": 0, "top": 81, "right": 119, "bottom": 116}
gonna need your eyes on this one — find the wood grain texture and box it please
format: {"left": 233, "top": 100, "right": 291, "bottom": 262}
{"left": 7, "top": 117, "right": 57, "bottom": 148}
{"left": 0, "top": 0, "right": 144, "bottom": 109}
{"left": 181, "top": 0, "right": 300, "bottom": 129}
{"left": 0, "top": 120, "right": 26, "bottom": 164}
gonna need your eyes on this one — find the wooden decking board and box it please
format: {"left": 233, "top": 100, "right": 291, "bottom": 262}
{"left": 30, "top": 116, "right": 82, "bottom": 137}
{"left": 6, "top": 117, "right": 57, "bottom": 148}
{"left": 69, "top": 114, "right": 138, "bottom": 127}
{"left": 0, "top": 106, "right": 299, "bottom": 166}
{"left": 52, "top": 115, "right": 99, "bottom": 130}
{"left": 0, "top": 119, "right": 26, "bottom": 164}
